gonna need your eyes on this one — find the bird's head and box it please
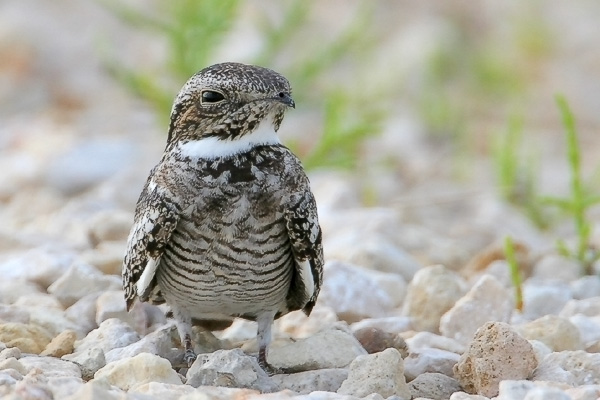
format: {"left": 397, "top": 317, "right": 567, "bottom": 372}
{"left": 166, "top": 63, "right": 294, "bottom": 155}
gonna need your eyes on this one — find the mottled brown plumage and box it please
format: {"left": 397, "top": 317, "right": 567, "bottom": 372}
{"left": 122, "top": 62, "right": 323, "bottom": 372}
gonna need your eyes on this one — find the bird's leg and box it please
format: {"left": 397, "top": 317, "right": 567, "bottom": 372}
{"left": 256, "top": 311, "right": 279, "bottom": 375}
{"left": 173, "top": 310, "right": 196, "bottom": 367}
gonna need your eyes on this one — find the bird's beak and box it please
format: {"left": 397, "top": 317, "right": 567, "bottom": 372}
{"left": 276, "top": 93, "right": 295, "bottom": 109}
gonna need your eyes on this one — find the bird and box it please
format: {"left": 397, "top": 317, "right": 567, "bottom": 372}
{"left": 122, "top": 62, "right": 323, "bottom": 373}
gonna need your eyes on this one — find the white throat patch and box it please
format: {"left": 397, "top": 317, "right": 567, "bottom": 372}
{"left": 177, "top": 120, "right": 281, "bottom": 159}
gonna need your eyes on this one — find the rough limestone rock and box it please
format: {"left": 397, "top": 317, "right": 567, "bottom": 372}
{"left": 186, "top": 349, "right": 277, "bottom": 393}
{"left": 522, "top": 282, "right": 572, "bottom": 320}
{"left": 406, "top": 332, "right": 465, "bottom": 354}
{"left": 63, "top": 380, "right": 128, "bottom": 400}
{"left": 47, "top": 262, "right": 122, "bottom": 308}
{"left": 403, "top": 265, "right": 467, "bottom": 332}
{"left": 337, "top": 348, "right": 411, "bottom": 399}
{"left": 449, "top": 393, "right": 490, "bottom": 400}
{"left": 63, "top": 347, "right": 106, "bottom": 381}
{"left": 40, "top": 329, "right": 77, "bottom": 357}
{"left": 317, "top": 260, "right": 395, "bottom": 322}
{"left": 454, "top": 322, "right": 537, "bottom": 397}
{"left": 496, "top": 380, "right": 572, "bottom": 400}
{"left": 94, "top": 352, "right": 181, "bottom": 391}
{"left": 408, "top": 372, "right": 462, "bottom": 400}
{"left": 404, "top": 348, "right": 460, "bottom": 382}
{"left": 271, "top": 369, "right": 349, "bottom": 394}
{"left": 268, "top": 325, "right": 366, "bottom": 372}
{"left": 129, "top": 382, "right": 196, "bottom": 399}
{"left": 440, "top": 274, "right": 513, "bottom": 345}
{"left": 533, "top": 351, "right": 600, "bottom": 385}
{"left": 72, "top": 318, "right": 140, "bottom": 355}
{"left": 517, "top": 315, "right": 583, "bottom": 351}
{"left": 0, "top": 322, "right": 53, "bottom": 354}
{"left": 104, "top": 323, "right": 177, "bottom": 364}
{"left": 350, "top": 316, "right": 413, "bottom": 334}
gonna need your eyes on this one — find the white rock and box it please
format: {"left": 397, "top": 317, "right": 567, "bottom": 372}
{"left": 317, "top": 261, "right": 395, "bottom": 322}
{"left": 64, "top": 293, "right": 100, "bottom": 335}
{"left": 454, "top": 322, "right": 537, "bottom": 398}
{"left": 406, "top": 332, "right": 465, "bottom": 354}
{"left": 337, "top": 348, "right": 410, "bottom": 399}
{"left": 0, "top": 305, "right": 30, "bottom": 324}
{"left": 571, "top": 276, "right": 600, "bottom": 299}
{"left": 532, "top": 254, "right": 581, "bottom": 282}
{"left": 47, "top": 263, "right": 122, "bottom": 308}
{"left": 104, "top": 323, "right": 176, "bottom": 363}
{"left": 440, "top": 275, "right": 513, "bottom": 346}
{"left": 517, "top": 315, "right": 583, "bottom": 351}
{"left": 94, "top": 352, "right": 181, "bottom": 391}
{"left": 186, "top": 349, "right": 277, "bottom": 392}
{"left": 497, "top": 380, "right": 572, "bottom": 400}
{"left": 408, "top": 372, "right": 462, "bottom": 400}
{"left": 179, "top": 386, "right": 260, "bottom": 399}
{"left": 268, "top": 325, "right": 366, "bottom": 371}
{"left": 86, "top": 210, "right": 133, "bottom": 244}
{"left": 95, "top": 290, "right": 134, "bottom": 327}
{"left": 449, "top": 392, "right": 490, "bottom": 400}
{"left": 271, "top": 369, "right": 348, "bottom": 394}
{"left": 80, "top": 241, "right": 127, "bottom": 276}
{"left": 528, "top": 340, "right": 553, "bottom": 364}
{"left": 0, "top": 247, "right": 75, "bottom": 289}
{"left": 63, "top": 380, "right": 127, "bottom": 400}
{"left": 565, "top": 385, "right": 600, "bottom": 400}
{"left": 560, "top": 297, "right": 600, "bottom": 317}
{"left": 325, "top": 232, "right": 421, "bottom": 281}
{"left": 277, "top": 305, "right": 339, "bottom": 338}
{"left": 130, "top": 382, "right": 195, "bottom": 399}
{"left": 72, "top": 318, "right": 139, "bottom": 355}
{"left": 0, "top": 357, "right": 26, "bottom": 375}
{"left": 404, "top": 348, "right": 460, "bottom": 382}
{"left": 350, "top": 317, "right": 413, "bottom": 334}
{"left": 26, "top": 306, "right": 84, "bottom": 338}
{"left": 522, "top": 281, "right": 572, "bottom": 320}
{"left": 533, "top": 351, "right": 600, "bottom": 385}
{"left": 14, "top": 293, "right": 63, "bottom": 310}
{"left": 19, "top": 355, "right": 84, "bottom": 398}
{"left": 569, "top": 314, "right": 600, "bottom": 347}
{"left": 63, "top": 347, "right": 106, "bottom": 381}
{"left": 402, "top": 265, "right": 467, "bottom": 332}
{"left": 0, "top": 279, "right": 43, "bottom": 305}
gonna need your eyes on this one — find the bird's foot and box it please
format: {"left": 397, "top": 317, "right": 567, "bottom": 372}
{"left": 258, "top": 358, "right": 282, "bottom": 376}
{"left": 184, "top": 348, "right": 197, "bottom": 368}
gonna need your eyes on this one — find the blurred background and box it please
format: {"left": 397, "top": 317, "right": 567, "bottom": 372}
{"left": 1, "top": 0, "right": 600, "bottom": 271}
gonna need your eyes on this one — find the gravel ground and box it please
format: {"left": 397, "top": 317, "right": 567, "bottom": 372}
{"left": 2, "top": 1, "right": 600, "bottom": 399}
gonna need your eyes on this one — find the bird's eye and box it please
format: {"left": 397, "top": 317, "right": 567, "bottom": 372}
{"left": 201, "top": 90, "right": 225, "bottom": 104}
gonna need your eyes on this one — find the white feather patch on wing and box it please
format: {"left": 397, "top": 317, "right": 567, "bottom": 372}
{"left": 298, "top": 259, "right": 315, "bottom": 300}
{"left": 136, "top": 257, "right": 159, "bottom": 297}
{"left": 178, "top": 120, "right": 281, "bottom": 159}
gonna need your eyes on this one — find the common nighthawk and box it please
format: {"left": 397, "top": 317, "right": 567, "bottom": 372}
{"left": 122, "top": 62, "right": 323, "bottom": 372}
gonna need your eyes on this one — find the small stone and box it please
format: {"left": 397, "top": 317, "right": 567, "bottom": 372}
{"left": 0, "top": 357, "right": 27, "bottom": 375}
{"left": 569, "top": 314, "right": 600, "bottom": 348}
{"left": 95, "top": 290, "right": 135, "bottom": 328}
{"left": 449, "top": 392, "right": 490, "bottom": 400}
{"left": 179, "top": 386, "right": 260, "bottom": 400}
{"left": 404, "top": 348, "right": 460, "bottom": 382}
{"left": 40, "top": 330, "right": 77, "bottom": 357}
{"left": 454, "top": 322, "right": 537, "bottom": 397}
{"left": 570, "top": 276, "right": 600, "bottom": 299}
{"left": 94, "top": 352, "right": 181, "bottom": 391}
{"left": 80, "top": 242, "right": 126, "bottom": 276}
{"left": 27, "top": 306, "right": 83, "bottom": 338}
{"left": 63, "top": 380, "right": 127, "bottom": 400}
{"left": 14, "top": 293, "right": 63, "bottom": 310}
{"left": 129, "top": 382, "right": 195, "bottom": 399}
{"left": 532, "top": 254, "right": 581, "bottom": 282}
{"left": 0, "top": 247, "right": 75, "bottom": 289}
{"left": 406, "top": 332, "right": 465, "bottom": 354}
{"left": 353, "top": 327, "right": 409, "bottom": 356}
{"left": 104, "top": 323, "right": 177, "bottom": 364}
{"left": 317, "top": 261, "right": 395, "bottom": 322}
{"left": 64, "top": 293, "right": 100, "bottom": 335}
{"left": 277, "top": 305, "right": 339, "bottom": 338}
{"left": 0, "top": 279, "right": 43, "bottom": 305}
{"left": 565, "top": 385, "right": 600, "bottom": 400}
{"left": 440, "top": 275, "right": 513, "bottom": 346}
{"left": 350, "top": 316, "right": 413, "bottom": 334}
{"left": 408, "top": 372, "right": 462, "bottom": 400}
{"left": 337, "top": 348, "right": 411, "bottom": 399}
{"left": 402, "top": 265, "right": 467, "bottom": 332}
{"left": 271, "top": 369, "right": 348, "bottom": 394}
{"left": 496, "top": 380, "right": 570, "bottom": 400}
{"left": 0, "top": 305, "right": 30, "bottom": 324}
{"left": 86, "top": 210, "right": 133, "bottom": 245}
{"left": 268, "top": 325, "right": 366, "bottom": 372}
{"left": 560, "top": 297, "right": 600, "bottom": 318}
{"left": 0, "top": 323, "right": 53, "bottom": 354}
{"left": 63, "top": 347, "right": 106, "bottom": 381}
{"left": 73, "top": 318, "right": 139, "bottom": 355}
{"left": 517, "top": 315, "right": 583, "bottom": 351}
{"left": 533, "top": 351, "right": 600, "bottom": 385}
{"left": 47, "top": 263, "right": 121, "bottom": 308}
{"left": 186, "top": 349, "right": 277, "bottom": 393}
{"left": 0, "top": 347, "right": 22, "bottom": 360}
{"left": 522, "top": 281, "right": 572, "bottom": 320}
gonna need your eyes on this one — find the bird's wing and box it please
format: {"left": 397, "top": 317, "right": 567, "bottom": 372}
{"left": 283, "top": 186, "right": 324, "bottom": 316}
{"left": 122, "top": 177, "right": 181, "bottom": 311}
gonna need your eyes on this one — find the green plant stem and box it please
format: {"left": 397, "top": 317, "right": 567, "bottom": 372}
{"left": 504, "top": 236, "right": 523, "bottom": 312}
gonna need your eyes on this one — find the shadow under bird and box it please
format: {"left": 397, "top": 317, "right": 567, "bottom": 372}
{"left": 122, "top": 62, "right": 324, "bottom": 373}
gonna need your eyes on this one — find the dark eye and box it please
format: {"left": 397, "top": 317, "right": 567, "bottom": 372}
{"left": 201, "top": 90, "right": 225, "bottom": 104}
